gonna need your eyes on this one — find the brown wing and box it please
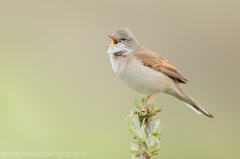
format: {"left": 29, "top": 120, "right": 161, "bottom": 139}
{"left": 134, "top": 46, "right": 189, "bottom": 83}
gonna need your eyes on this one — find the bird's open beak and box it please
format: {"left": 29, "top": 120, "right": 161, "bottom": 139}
{"left": 107, "top": 35, "right": 119, "bottom": 47}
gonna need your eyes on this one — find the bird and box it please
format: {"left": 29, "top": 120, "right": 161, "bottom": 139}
{"left": 107, "top": 28, "right": 214, "bottom": 118}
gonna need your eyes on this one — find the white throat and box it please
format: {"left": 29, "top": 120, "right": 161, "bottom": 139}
{"left": 107, "top": 43, "right": 132, "bottom": 74}
{"left": 107, "top": 43, "right": 132, "bottom": 55}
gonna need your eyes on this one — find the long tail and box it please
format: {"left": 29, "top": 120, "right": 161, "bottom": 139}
{"left": 173, "top": 79, "right": 214, "bottom": 118}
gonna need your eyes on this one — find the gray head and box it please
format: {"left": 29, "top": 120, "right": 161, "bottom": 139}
{"left": 107, "top": 28, "right": 138, "bottom": 54}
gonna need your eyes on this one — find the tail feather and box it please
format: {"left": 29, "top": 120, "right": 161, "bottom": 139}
{"left": 183, "top": 102, "right": 201, "bottom": 115}
{"left": 173, "top": 79, "right": 214, "bottom": 118}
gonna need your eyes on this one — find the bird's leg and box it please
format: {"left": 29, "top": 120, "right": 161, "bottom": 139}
{"left": 146, "top": 93, "right": 158, "bottom": 107}
{"left": 139, "top": 93, "right": 158, "bottom": 115}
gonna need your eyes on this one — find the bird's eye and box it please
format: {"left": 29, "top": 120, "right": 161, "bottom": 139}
{"left": 122, "top": 38, "right": 126, "bottom": 41}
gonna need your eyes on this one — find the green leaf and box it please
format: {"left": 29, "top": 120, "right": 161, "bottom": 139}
{"left": 147, "top": 109, "right": 153, "bottom": 115}
{"left": 132, "top": 114, "right": 141, "bottom": 130}
{"left": 129, "top": 127, "right": 143, "bottom": 140}
{"left": 155, "top": 105, "right": 165, "bottom": 113}
{"left": 155, "top": 119, "right": 161, "bottom": 125}
{"left": 131, "top": 108, "right": 139, "bottom": 114}
{"left": 129, "top": 142, "right": 140, "bottom": 154}
{"left": 141, "top": 143, "right": 148, "bottom": 152}
{"left": 142, "top": 136, "right": 150, "bottom": 150}
{"left": 152, "top": 132, "right": 160, "bottom": 138}
{"left": 149, "top": 103, "right": 154, "bottom": 110}
{"left": 154, "top": 148, "right": 162, "bottom": 152}
{"left": 140, "top": 126, "right": 146, "bottom": 138}
{"left": 151, "top": 119, "right": 161, "bottom": 134}
{"left": 152, "top": 110, "right": 155, "bottom": 114}
{"left": 149, "top": 145, "right": 157, "bottom": 153}
{"left": 141, "top": 98, "right": 147, "bottom": 106}
{"left": 133, "top": 134, "right": 141, "bottom": 143}
{"left": 133, "top": 99, "right": 140, "bottom": 109}
{"left": 142, "top": 117, "right": 147, "bottom": 127}
{"left": 148, "top": 135, "right": 159, "bottom": 153}
{"left": 124, "top": 116, "right": 135, "bottom": 127}
{"left": 151, "top": 152, "right": 159, "bottom": 155}
{"left": 132, "top": 155, "right": 138, "bottom": 159}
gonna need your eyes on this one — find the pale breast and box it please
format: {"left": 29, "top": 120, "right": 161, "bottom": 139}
{"left": 117, "top": 57, "right": 175, "bottom": 95}
{"left": 109, "top": 54, "right": 127, "bottom": 74}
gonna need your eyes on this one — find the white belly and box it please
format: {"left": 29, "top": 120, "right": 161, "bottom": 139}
{"left": 111, "top": 55, "right": 175, "bottom": 95}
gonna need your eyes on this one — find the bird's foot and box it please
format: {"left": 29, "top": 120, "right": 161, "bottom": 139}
{"left": 139, "top": 105, "right": 152, "bottom": 116}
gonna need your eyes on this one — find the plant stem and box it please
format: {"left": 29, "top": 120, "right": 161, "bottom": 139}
{"left": 146, "top": 115, "right": 152, "bottom": 137}
{"left": 141, "top": 115, "right": 152, "bottom": 159}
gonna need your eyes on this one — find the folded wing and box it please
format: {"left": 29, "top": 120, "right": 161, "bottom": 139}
{"left": 134, "top": 46, "right": 189, "bottom": 84}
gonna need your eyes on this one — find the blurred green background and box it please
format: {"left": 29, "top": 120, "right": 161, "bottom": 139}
{"left": 0, "top": 0, "right": 240, "bottom": 158}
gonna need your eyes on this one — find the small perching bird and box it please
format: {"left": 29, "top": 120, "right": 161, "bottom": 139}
{"left": 107, "top": 28, "right": 214, "bottom": 118}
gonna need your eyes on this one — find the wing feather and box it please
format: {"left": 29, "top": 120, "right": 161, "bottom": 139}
{"left": 134, "top": 46, "right": 189, "bottom": 83}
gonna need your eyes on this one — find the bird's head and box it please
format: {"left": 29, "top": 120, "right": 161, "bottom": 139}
{"left": 107, "top": 28, "right": 138, "bottom": 54}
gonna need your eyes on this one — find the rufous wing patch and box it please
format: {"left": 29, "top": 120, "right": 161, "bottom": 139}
{"left": 134, "top": 45, "right": 189, "bottom": 83}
